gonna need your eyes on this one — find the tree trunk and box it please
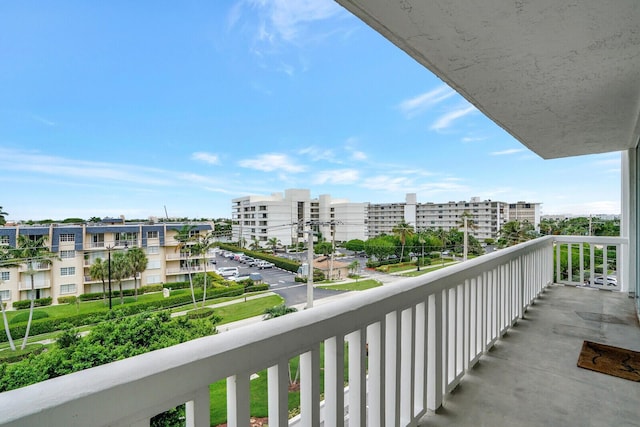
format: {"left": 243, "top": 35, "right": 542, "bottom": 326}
{"left": 134, "top": 276, "right": 138, "bottom": 301}
{"left": 119, "top": 280, "right": 124, "bottom": 305}
{"left": 0, "top": 293, "right": 16, "bottom": 351}
{"left": 21, "top": 272, "right": 35, "bottom": 350}
{"left": 202, "top": 258, "right": 208, "bottom": 308}
{"left": 187, "top": 259, "right": 197, "bottom": 309}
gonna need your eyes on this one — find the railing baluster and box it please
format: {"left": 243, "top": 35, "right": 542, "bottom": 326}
{"left": 347, "top": 329, "right": 367, "bottom": 426}
{"left": 367, "top": 320, "right": 386, "bottom": 427}
{"left": 300, "top": 346, "right": 321, "bottom": 427}
{"left": 399, "top": 307, "right": 415, "bottom": 424}
{"left": 385, "top": 311, "right": 400, "bottom": 426}
{"left": 185, "top": 386, "right": 211, "bottom": 427}
{"left": 267, "top": 361, "right": 289, "bottom": 427}
{"left": 414, "top": 301, "right": 427, "bottom": 417}
{"left": 227, "top": 373, "right": 250, "bottom": 427}
{"left": 324, "top": 335, "right": 345, "bottom": 427}
{"left": 427, "top": 291, "right": 443, "bottom": 411}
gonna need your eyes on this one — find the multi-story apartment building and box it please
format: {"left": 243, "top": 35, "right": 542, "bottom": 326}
{"left": 231, "top": 189, "right": 368, "bottom": 247}
{"left": 368, "top": 195, "right": 540, "bottom": 240}
{"left": 0, "top": 221, "right": 213, "bottom": 308}
{"left": 506, "top": 201, "right": 541, "bottom": 229}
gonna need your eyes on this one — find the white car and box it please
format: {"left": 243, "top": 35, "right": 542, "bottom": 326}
{"left": 255, "top": 260, "right": 274, "bottom": 269}
{"left": 593, "top": 275, "right": 617, "bottom": 286}
{"left": 216, "top": 267, "right": 239, "bottom": 277}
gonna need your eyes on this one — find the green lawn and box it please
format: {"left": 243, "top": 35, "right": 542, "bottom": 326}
{"left": 400, "top": 263, "right": 458, "bottom": 277}
{"left": 214, "top": 295, "right": 284, "bottom": 325}
{"left": 317, "top": 279, "right": 382, "bottom": 291}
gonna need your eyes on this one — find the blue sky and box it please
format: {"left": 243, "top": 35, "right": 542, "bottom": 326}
{"left": 0, "top": 1, "right": 621, "bottom": 222}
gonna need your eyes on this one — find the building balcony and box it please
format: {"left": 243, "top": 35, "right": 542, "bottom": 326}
{"left": 18, "top": 280, "right": 51, "bottom": 291}
{"left": 0, "top": 235, "right": 637, "bottom": 426}
{"left": 165, "top": 265, "right": 207, "bottom": 275}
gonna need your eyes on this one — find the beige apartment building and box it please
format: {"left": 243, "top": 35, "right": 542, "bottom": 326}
{"left": 0, "top": 221, "right": 214, "bottom": 308}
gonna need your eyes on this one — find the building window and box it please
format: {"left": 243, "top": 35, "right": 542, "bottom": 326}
{"left": 60, "top": 267, "right": 76, "bottom": 276}
{"left": 0, "top": 290, "right": 10, "bottom": 301}
{"left": 147, "top": 260, "right": 161, "bottom": 269}
{"left": 146, "top": 246, "right": 160, "bottom": 255}
{"left": 60, "top": 234, "right": 75, "bottom": 242}
{"left": 0, "top": 236, "right": 9, "bottom": 246}
{"left": 60, "top": 284, "right": 76, "bottom": 294}
{"left": 146, "top": 275, "right": 161, "bottom": 285}
{"left": 0, "top": 271, "right": 9, "bottom": 281}
{"left": 147, "top": 231, "right": 159, "bottom": 239}
{"left": 60, "top": 250, "right": 75, "bottom": 259}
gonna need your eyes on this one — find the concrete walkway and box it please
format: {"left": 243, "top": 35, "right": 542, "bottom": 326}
{"left": 418, "top": 284, "right": 640, "bottom": 427}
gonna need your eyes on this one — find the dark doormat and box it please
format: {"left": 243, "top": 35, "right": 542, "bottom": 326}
{"left": 577, "top": 341, "right": 640, "bottom": 382}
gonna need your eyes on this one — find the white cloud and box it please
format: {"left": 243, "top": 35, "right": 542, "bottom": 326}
{"left": 192, "top": 152, "right": 220, "bottom": 165}
{"left": 351, "top": 150, "right": 367, "bottom": 161}
{"left": 313, "top": 169, "right": 359, "bottom": 184}
{"left": 238, "top": 153, "right": 306, "bottom": 173}
{"left": 299, "top": 146, "right": 337, "bottom": 162}
{"left": 430, "top": 105, "right": 477, "bottom": 131}
{"left": 398, "top": 85, "right": 456, "bottom": 118}
{"left": 462, "top": 136, "right": 486, "bottom": 143}
{"left": 490, "top": 148, "right": 526, "bottom": 156}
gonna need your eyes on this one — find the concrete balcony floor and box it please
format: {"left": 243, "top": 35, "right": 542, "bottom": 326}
{"left": 419, "top": 284, "right": 640, "bottom": 427}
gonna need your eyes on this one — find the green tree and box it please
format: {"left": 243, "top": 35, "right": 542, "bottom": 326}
{"left": 174, "top": 225, "right": 198, "bottom": 308}
{"left": 267, "top": 237, "right": 280, "bottom": 254}
{"left": 126, "top": 247, "right": 148, "bottom": 301}
{"left": 12, "top": 235, "right": 58, "bottom": 349}
{"left": 364, "top": 235, "right": 396, "bottom": 260}
{"left": 348, "top": 260, "right": 360, "bottom": 276}
{"left": 314, "top": 241, "right": 333, "bottom": 256}
{"left": 249, "top": 237, "right": 261, "bottom": 251}
{"left": 110, "top": 251, "right": 131, "bottom": 305}
{"left": 392, "top": 220, "right": 414, "bottom": 262}
{"left": 345, "top": 239, "right": 365, "bottom": 253}
{"left": 0, "top": 206, "right": 7, "bottom": 226}
{"left": 89, "top": 257, "right": 108, "bottom": 305}
{"left": 498, "top": 220, "right": 535, "bottom": 247}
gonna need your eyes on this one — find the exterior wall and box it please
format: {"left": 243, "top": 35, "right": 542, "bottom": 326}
{"left": 0, "top": 222, "right": 213, "bottom": 309}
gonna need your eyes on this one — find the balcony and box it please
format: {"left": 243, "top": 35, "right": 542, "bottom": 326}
{"left": 165, "top": 265, "right": 207, "bottom": 275}
{"left": 18, "top": 280, "right": 51, "bottom": 291}
{"left": 0, "top": 236, "right": 637, "bottom": 427}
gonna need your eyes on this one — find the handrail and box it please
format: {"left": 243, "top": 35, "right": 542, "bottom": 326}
{"left": 0, "top": 236, "right": 556, "bottom": 427}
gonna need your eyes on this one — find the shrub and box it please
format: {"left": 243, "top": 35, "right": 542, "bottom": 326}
{"left": 186, "top": 308, "right": 215, "bottom": 319}
{"left": 12, "top": 297, "right": 52, "bottom": 310}
{"left": 244, "top": 284, "right": 269, "bottom": 293}
{"left": 9, "top": 310, "right": 49, "bottom": 324}
{"left": 57, "top": 295, "right": 77, "bottom": 305}
{"left": 141, "top": 284, "right": 163, "bottom": 293}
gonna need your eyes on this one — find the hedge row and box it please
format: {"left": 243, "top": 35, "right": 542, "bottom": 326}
{"left": 216, "top": 243, "right": 301, "bottom": 273}
{"left": 78, "top": 283, "right": 186, "bottom": 302}
{"left": 0, "top": 285, "right": 245, "bottom": 344}
{"left": 12, "top": 297, "right": 52, "bottom": 310}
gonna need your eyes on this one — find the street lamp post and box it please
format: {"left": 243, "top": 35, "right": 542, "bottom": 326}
{"left": 107, "top": 245, "right": 113, "bottom": 310}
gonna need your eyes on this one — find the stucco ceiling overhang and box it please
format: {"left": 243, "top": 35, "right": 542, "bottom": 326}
{"left": 336, "top": 0, "right": 640, "bottom": 159}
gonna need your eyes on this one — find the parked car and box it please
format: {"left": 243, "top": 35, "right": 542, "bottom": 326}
{"left": 593, "top": 275, "right": 617, "bottom": 286}
{"left": 242, "top": 256, "right": 256, "bottom": 264}
{"left": 215, "top": 266, "right": 239, "bottom": 277}
{"left": 256, "top": 260, "right": 274, "bottom": 269}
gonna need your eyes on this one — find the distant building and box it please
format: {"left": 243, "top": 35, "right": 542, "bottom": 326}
{"left": 506, "top": 201, "right": 542, "bottom": 229}
{"left": 231, "top": 189, "right": 368, "bottom": 247}
{"left": 0, "top": 222, "right": 214, "bottom": 308}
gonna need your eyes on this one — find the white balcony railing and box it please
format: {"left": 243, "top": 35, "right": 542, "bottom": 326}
{"left": 0, "top": 236, "right": 582, "bottom": 426}
{"left": 553, "top": 235, "right": 627, "bottom": 291}
{"left": 165, "top": 265, "right": 207, "bottom": 275}
{"left": 18, "top": 280, "right": 51, "bottom": 291}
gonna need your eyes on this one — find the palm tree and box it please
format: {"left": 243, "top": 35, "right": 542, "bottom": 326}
{"left": 267, "top": 237, "right": 280, "bottom": 254}
{"left": 13, "top": 235, "right": 57, "bottom": 350}
{"left": 126, "top": 247, "right": 148, "bottom": 301}
{"left": 89, "top": 258, "right": 108, "bottom": 305}
{"left": 192, "top": 232, "right": 215, "bottom": 307}
{"left": 174, "top": 224, "right": 198, "bottom": 308}
{"left": 392, "top": 220, "right": 415, "bottom": 262}
{"left": 457, "top": 211, "right": 478, "bottom": 261}
{"left": 0, "top": 247, "right": 18, "bottom": 350}
{"left": 110, "top": 251, "right": 131, "bottom": 305}
{"left": 249, "top": 237, "right": 261, "bottom": 251}
{"left": 263, "top": 303, "right": 298, "bottom": 319}
{"left": 0, "top": 206, "right": 7, "bottom": 226}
